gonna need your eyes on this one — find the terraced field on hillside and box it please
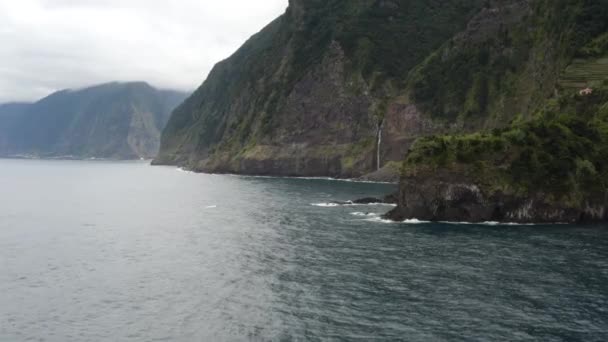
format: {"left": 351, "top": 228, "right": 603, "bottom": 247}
{"left": 559, "top": 56, "right": 608, "bottom": 91}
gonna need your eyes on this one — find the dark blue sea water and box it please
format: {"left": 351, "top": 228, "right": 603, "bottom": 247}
{"left": 0, "top": 159, "right": 607, "bottom": 341}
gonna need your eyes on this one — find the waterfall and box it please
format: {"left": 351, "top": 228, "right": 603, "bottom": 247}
{"left": 376, "top": 120, "right": 384, "bottom": 171}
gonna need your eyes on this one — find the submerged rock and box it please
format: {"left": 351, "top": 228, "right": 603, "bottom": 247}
{"left": 327, "top": 196, "right": 396, "bottom": 206}
{"left": 330, "top": 200, "right": 355, "bottom": 206}
{"left": 352, "top": 197, "right": 384, "bottom": 204}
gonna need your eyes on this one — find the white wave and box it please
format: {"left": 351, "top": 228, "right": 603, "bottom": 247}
{"left": 346, "top": 202, "right": 396, "bottom": 207}
{"left": 439, "top": 221, "right": 540, "bottom": 226}
{"left": 205, "top": 205, "right": 217, "bottom": 209}
{"left": 402, "top": 218, "right": 431, "bottom": 224}
{"left": 311, "top": 202, "right": 341, "bottom": 207}
{"left": 351, "top": 212, "right": 379, "bottom": 217}
{"left": 169, "top": 169, "right": 397, "bottom": 184}
{"left": 227, "top": 173, "right": 397, "bottom": 184}
{"left": 365, "top": 217, "right": 395, "bottom": 224}
{"left": 364, "top": 216, "right": 559, "bottom": 226}
{"left": 364, "top": 217, "right": 430, "bottom": 224}
{"left": 328, "top": 178, "right": 397, "bottom": 185}
{"left": 311, "top": 202, "right": 397, "bottom": 208}
{"left": 176, "top": 167, "right": 194, "bottom": 174}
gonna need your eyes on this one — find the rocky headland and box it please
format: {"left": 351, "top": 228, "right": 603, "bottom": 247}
{"left": 153, "top": 0, "right": 608, "bottom": 223}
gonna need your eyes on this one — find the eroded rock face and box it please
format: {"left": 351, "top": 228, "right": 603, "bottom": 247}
{"left": 382, "top": 103, "right": 445, "bottom": 164}
{"left": 353, "top": 197, "right": 383, "bottom": 204}
{"left": 278, "top": 42, "right": 374, "bottom": 146}
{"left": 385, "top": 174, "right": 608, "bottom": 224}
{"left": 155, "top": 0, "right": 491, "bottom": 178}
{"left": 288, "top": 0, "right": 330, "bottom": 30}
{"left": 451, "top": 0, "right": 532, "bottom": 48}
{"left": 192, "top": 41, "right": 377, "bottom": 178}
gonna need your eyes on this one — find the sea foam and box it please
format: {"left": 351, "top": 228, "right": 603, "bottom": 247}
{"left": 311, "top": 202, "right": 397, "bottom": 207}
{"left": 351, "top": 212, "right": 379, "bottom": 217}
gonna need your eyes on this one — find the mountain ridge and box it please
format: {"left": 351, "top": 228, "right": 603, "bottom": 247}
{"left": 0, "top": 81, "right": 188, "bottom": 159}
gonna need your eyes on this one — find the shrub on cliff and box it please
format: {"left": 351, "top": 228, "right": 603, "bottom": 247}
{"left": 403, "top": 87, "right": 608, "bottom": 205}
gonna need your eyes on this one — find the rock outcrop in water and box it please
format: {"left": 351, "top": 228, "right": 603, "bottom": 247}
{"left": 0, "top": 82, "right": 188, "bottom": 159}
{"left": 378, "top": 0, "right": 608, "bottom": 223}
{"left": 387, "top": 84, "right": 608, "bottom": 223}
{"left": 385, "top": 170, "right": 608, "bottom": 224}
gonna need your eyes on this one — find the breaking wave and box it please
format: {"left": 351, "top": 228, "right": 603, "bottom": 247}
{"left": 350, "top": 212, "right": 379, "bottom": 217}
{"left": 311, "top": 202, "right": 397, "bottom": 207}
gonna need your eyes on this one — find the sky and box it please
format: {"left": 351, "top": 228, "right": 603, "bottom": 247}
{"left": 0, "top": 0, "right": 289, "bottom": 103}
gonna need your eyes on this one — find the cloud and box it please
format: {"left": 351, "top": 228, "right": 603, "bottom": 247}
{"left": 0, "top": 0, "right": 288, "bottom": 102}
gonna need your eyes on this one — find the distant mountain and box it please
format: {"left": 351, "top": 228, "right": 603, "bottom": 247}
{"left": 0, "top": 82, "right": 188, "bottom": 159}
{"left": 0, "top": 103, "right": 29, "bottom": 153}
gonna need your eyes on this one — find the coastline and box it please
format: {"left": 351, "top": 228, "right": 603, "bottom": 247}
{"left": 0, "top": 155, "right": 153, "bottom": 162}
{"left": 174, "top": 166, "right": 399, "bottom": 185}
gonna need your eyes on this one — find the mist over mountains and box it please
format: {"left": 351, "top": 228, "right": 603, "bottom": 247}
{"left": 0, "top": 82, "right": 188, "bottom": 159}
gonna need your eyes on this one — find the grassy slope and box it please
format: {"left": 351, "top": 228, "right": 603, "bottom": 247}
{"left": 403, "top": 0, "right": 607, "bottom": 126}
{"left": 559, "top": 57, "right": 608, "bottom": 90}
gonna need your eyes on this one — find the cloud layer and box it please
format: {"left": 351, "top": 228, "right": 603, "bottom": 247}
{"left": 0, "top": 0, "right": 288, "bottom": 102}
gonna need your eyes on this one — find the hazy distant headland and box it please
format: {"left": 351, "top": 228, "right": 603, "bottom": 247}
{"left": 0, "top": 82, "right": 188, "bottom": 160}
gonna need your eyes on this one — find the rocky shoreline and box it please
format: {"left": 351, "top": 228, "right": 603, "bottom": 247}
{"left": 383, "top": 174, "right": 608, "bottom": 224}
{"left": 152, "top": 159, "right": 400, "bottom": 184}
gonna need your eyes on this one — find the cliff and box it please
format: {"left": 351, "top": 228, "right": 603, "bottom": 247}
{"left": 386, "top": 0, "right": 608, "bottom": 223}
{"left": 155, "top": 0, "right": 491, "bottom": 178}
{"left": 157, "top": 0, "right": 607, "bottom": 182}
{"left": 155, "top": 0, "right": 608, "bottom": 222}
{"left": 0, "top": 82, "right": 188, "bottom": 159}
{"left": 387, "top": 80, "right": 608, "bottom": 223}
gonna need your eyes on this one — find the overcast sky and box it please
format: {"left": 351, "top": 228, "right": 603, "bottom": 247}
{"left": 0, "top": 0, "right": 288, "bottom": 102}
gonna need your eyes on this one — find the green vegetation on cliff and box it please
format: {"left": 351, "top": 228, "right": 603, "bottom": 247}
{"left": 409, "top": 0, "right": 608, "bottom": 126}
{"left": 404, "top": 83, "right": 608, "bottom": 207}
{"left": 400, "top": 0, "right": 608, "bottom": 209}
{"left": 156, "top": 0, "right": 488, "bottom": 177}
{"left": 157, "top": 0, "right": 608, "bottom": 187}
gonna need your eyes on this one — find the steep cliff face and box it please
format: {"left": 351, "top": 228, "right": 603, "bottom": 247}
{"left": 386, "top": 168, "right": 608, "bottom": 224}
{"left": 386, "top": 0, "right": 608, "bottom": 223}
{"left": 155, "top": 0, "right": 488, "bottom": 178}
{"left": 389, "top": 77, "right": 608, "bottom": 224}
{"left": 0, "top": 82, "right": 187, "bottom": 159}
{"left": 157, "top": 0, "right": 607, "bottom": 184}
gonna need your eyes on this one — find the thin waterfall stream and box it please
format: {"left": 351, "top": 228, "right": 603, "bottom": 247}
{"left": 376, "top": 120, "right": 384, "bottom": 171}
